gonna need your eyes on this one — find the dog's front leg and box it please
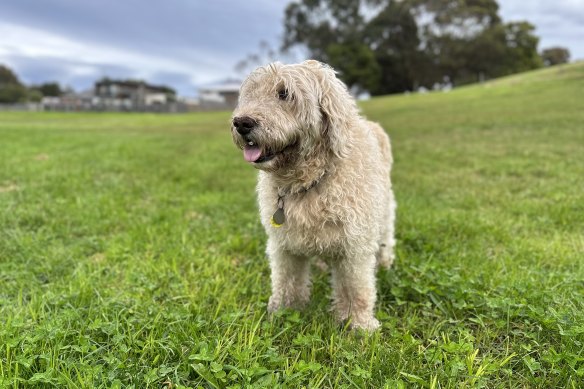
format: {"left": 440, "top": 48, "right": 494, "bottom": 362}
{"left": 331, "top": 254, "right": 380, "bottom": 330}
{"left": 266, "top": 241, "right": 311, "bottom": 312}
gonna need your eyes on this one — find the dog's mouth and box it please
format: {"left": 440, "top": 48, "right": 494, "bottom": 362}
{"left": 243, "top": 142, "right": 274, "bottom": 163}
{"left": 242, "top": 140, "right": 296, "bottom": 164}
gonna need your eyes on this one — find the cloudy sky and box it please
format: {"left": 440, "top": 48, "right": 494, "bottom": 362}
{"left": 0, "top": 0, "right": 582, "bottom": 97}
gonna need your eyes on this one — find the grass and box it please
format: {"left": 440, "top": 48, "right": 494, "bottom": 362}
{"left": 1, "top": 62, "right": 583, "bottom": 388}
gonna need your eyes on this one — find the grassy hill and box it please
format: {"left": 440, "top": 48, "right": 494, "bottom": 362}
{"left": 1, "top": 62, "right": 583, "bottom": 387}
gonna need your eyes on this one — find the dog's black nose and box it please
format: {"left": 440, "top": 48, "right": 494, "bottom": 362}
{"left": 233, "top": 116, "right": 257, "bottom": 135}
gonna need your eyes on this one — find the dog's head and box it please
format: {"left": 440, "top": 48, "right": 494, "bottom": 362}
{"left": 231, "top": 60, "right": 357, "bottom": 172}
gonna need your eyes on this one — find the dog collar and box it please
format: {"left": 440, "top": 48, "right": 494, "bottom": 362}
{"left": 270, "top": 171, "right": 328, "bottom": 228}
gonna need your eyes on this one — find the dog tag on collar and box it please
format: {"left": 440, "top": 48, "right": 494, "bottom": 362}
{"left": 271, "top": 207, "right": 285, "bottom": 228}
{"left": 271, "top": 195, "right": 285, "bottom": 228}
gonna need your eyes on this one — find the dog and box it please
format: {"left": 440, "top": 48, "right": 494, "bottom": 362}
{"left": 231, "top": 60, "right": 396, "bottom": 330}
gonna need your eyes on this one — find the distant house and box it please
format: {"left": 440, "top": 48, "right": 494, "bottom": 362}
{"left": 199, "top": 81, "right": 240, "bottom": 110}
{"left": 94, "top": 79, "right": 176, "bottom": 109}
{"left": 178, "top": 97, "right": 200, "bottom": 112}
{"left": 41, "top": 89, "right": 95, "bottom": 111}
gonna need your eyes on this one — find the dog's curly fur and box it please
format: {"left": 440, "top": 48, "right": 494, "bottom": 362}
{"left": 231, "top": 60, "right": 396, "bottom": 330}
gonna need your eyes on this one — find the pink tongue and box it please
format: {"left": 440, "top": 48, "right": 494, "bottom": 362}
{"left": 243, "top": 145, "right": 262, "bottom": 162}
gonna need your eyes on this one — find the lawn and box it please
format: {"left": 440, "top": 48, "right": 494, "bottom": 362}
{"left": 1, "top": 62, "right": 583, "bottom": 388}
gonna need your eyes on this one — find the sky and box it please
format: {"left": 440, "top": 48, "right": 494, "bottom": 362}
{"left": 0, "top": 0, "right": 582, "bottom": 97}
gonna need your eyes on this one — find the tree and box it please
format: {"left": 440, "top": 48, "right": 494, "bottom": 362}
{"left": 283, "top": 0, "right": 416, "bottom": 94}
{"left": 411, "top": 0, "right": 501, "bottom": 32}
{"left": 37, "top": 82, "right": 63, "bottom": 97}
{"left": 412, "top": 0, "right": 541, "bottom": 85}
{"left": 500, "top": 21, "right": 542, "bottom": 74}
{"left": 158, "top": 85, "right": 177, "bottom": 102}
{"left": 0, "top": 64, "right": 27, "bottom": 103}
{"left": 413, "top": 0, "right": 501, "bottom": 85}
{"left": 281, "top": 0, "right": 543, "bottom": 94}
{"left": 0, "top": 64, "right": 22, "bottom": 85}
{"left": 283, "top": 0, "right": 366, "bottom": 61}
{"left": 365, "top": 1, "right": 424, "bottom": 93}
{"left": 283, "top": 0, "right": 382, "bottom": 92}
{"left": 541, "top": 47, "right": 570, "bottom": 66}
{"left": 326, "top": 42, "right": 381, "bottom": 93}
{"left": 27, "top": 89, "right": 43, "bottom": 103}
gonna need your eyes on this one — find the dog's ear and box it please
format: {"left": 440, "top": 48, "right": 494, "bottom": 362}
{"left": 303, "top": 60, "right": 357, "bottom": 158}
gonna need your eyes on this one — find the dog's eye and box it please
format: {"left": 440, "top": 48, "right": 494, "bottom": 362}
{"left": 278, "top": 88, "right": 289, "bottom": 101}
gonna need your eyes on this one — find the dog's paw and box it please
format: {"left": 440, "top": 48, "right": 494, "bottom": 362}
{"left": 336, "top": 307, "right": 381, "bottom": 331}
{"left": 268, "top": 296, "right": 308, "bottom": 313}
{"left": 377, "top": 245, "right": 395, "bottom": 269}
{"left": 350, "top": 317, "right": 381, "bottom": 331}
{"left": 267, "top": 295, "right": 282, "bottom": 313}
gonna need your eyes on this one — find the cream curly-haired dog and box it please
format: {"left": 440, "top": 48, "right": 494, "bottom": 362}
{"left": 231, "top": 60, "right": 396, "bottom": 330}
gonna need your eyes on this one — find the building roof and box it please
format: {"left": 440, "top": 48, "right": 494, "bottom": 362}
{"left": 95, "top": 79, "right": 175, "bottom": 94}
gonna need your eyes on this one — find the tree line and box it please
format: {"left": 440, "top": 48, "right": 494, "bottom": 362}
{"left": 238, "top": 0, "right": 571, "bottom": 96}
{"left": 0, "top": 66, "right": 178, "bottom": 104}
{"left": 0, "top": 65, "right": 65, "bottom": 104}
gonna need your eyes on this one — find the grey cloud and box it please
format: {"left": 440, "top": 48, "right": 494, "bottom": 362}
{"left": 4, "top": 54, "right": 198, "bottom": 96}
{"left": 149, "top": 71, "right": 199, "bottom": 95}
{"left": 499, "top": 0, "right": 584, "bottom": 58}
{"left": 1, "top": 0, "right": 582, "bottom": 97}
{"left": 0, "top": 0, "right": 285, "bottom": 65}
{"left": 0, "top": 0, "right": 288, "bottom": 95}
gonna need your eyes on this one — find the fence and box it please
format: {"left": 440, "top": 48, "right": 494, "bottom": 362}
{"left": 0, "top": 102, "right": 236, "bottom": 113}
{"left": 0, "top": 103, "right": 43, "bottom": 112}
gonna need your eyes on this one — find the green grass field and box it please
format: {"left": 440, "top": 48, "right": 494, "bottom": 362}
{"left": 1, "top": 62, "right": 583, "bottom": 388}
